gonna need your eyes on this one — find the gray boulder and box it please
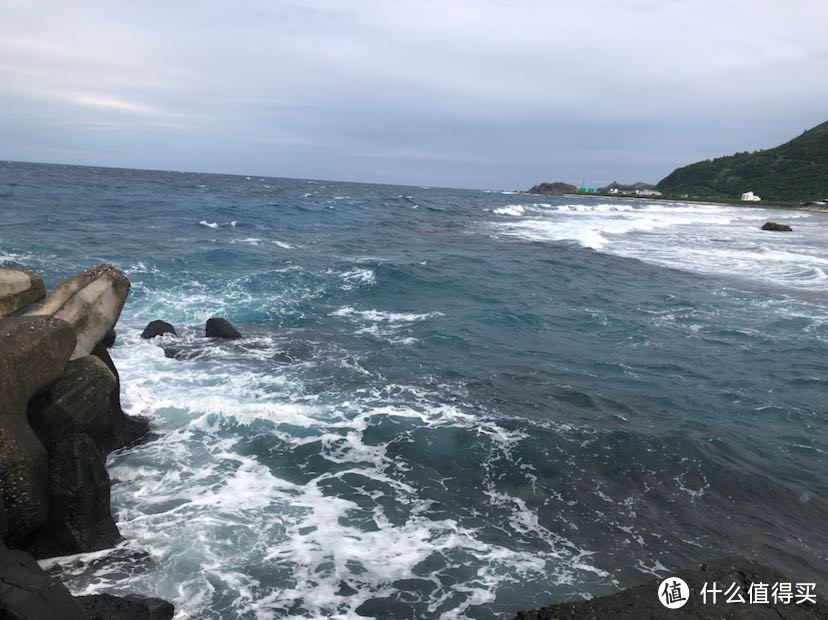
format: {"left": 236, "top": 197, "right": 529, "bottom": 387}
{"left": 26, "top": 264, "right": 130, "bottom": 359}
{"left": 0, "top": 316, "right": 76, "bottom": 545}
{"left": 27, "top": 356, "right": 117, "bottom": 451}
{"left": 205, "top": 317, "right": 241, "bottom": 339}
{"left": 140, "top": 320, "right": 177, "bottom": 339}
{"left": 0, "top": 269, "right": 45, "bottom": 317}
{"left": 0, "top": 548, "right": 87, "bottom": 619}
{"left": 24, "top": 434, "right": 120, "bottom": 559}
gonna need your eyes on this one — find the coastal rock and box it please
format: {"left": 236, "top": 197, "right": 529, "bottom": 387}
{"left": 140, "top": 320, "right": 177, "bottom": 339}
{"left": 0, "top": 548, "right": 87, "bottom": 619}
{"left": 761, "top": 221, "right": 793, "bottom": 232}
{"left": 205, "top": 317, "right": 242, "bottom": 339}
{"left": 26, "top": 264, "right": 130, "bottom": 359}
{"left": 27, "top": 356, "right": 117, "bottom": 450}
{"left": 77, "top": 593, "right": 175, "bottom": 620}
{"left": 0, "top": 496, "right": 7, "bottom": 544}
{"left": 101, "top": 327, "right": 117, "bottom": 348}
{"left": 24, "top": 434, "right": 120, "bottom": 558}
{"left": 527, "top": 182, "right": 577, "bottom": 195}
{"left": 90, "top": 342, "right": 150, "bottom": 455}
{"left": 0, "top": 316, "right": 76, "bottom": 545}
{"left": 0, "top": 268, "right": 45, "bottom": 317}
{"left": 514, "top": 557, "right": 827, "bottom": 619}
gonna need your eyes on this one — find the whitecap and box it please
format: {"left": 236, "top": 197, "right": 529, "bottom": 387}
{"left": 331, "top": 306, "right": 441, "bottom": 323}
{"left": 339, "top": 269, "right": 376, "bottom": 290}
{"left": 493, "top": 204, "right": 526, "bottom": 216}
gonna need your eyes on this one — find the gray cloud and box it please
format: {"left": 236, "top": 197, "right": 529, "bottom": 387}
{"left": 1, "top": 0, "right": 826, "bottom": 188}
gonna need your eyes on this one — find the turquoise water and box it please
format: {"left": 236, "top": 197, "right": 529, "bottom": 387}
{"left": 2, "top": 161, "right": 826, "bottom": 618}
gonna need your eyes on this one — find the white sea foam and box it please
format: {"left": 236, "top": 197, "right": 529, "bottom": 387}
{"left": 331, "top": 306, "right": 440, "bottom": 323}
{"left": 0, "top": 248, "right": 39, "bottom": 266}
{"left": 339, "top": 269, "right": 376, "bottom": 290}
{"left": 198, "top": 220, "right": 219, "bottom": 229}
{"left": 48, "top": 320, "right": 605, "bottom": 618}
{"left": 488, "top": 200, "right": 828, "bottom": 290}
{"left": 493, "top": 204, "right": 525, "bottom": 216}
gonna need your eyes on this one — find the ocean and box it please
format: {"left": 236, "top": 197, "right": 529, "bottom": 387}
{"left": 1, "top": 161, "right": 826, "bottom": 619}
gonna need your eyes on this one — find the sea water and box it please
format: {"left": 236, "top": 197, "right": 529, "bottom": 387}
{"left": 1, "top": 161, "right": 826, "bottom": 619}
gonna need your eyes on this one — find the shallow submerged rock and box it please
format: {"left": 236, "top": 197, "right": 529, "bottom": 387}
{"left": 76, "top": 593, "right": 175, "bottom": 620}
{"left": 26, "top": 263, "right": 130, "bottom": 359}
{"left": 761, "top": 221, "right": 793, "bottom": 232}
{"left": 162, "top": 345, "right": 203, "bottom": 361}
{"left": 0, "top": 316, "right": 76, "bottom": 546}
{"left": 0, "top": 268, "right": 45, "bottom": 317}
{"left": 140, "top": 320, "right": 177, "bottom": 340}
{"left": 514, "top": 557, "right": 827, "bottom": 619}
{"left": 205, "top": 317, "right": 242, "bottom": 339}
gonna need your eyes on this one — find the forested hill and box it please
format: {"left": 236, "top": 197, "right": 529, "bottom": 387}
{"left": 656, "top": 121, "right": 828, "bottom": 202}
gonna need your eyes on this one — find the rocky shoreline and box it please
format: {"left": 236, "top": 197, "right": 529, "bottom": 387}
{"left": 0, "top": 264, "right": 173, "bottom": 619}
{"left": 515, "top": 558, "right": 827, "bottom": 619}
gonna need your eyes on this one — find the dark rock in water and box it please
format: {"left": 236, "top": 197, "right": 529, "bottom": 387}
{"left": 102, "top": 327, "right": 117, "bottom": 348}
{"left": 761, "top": 221, "right": 792, "bottom": 232}
{"left": 24, "top": 434, "right": 120, "bottom": 558}
{"left": 0, "top": 548, "right": 87, "bottom": 619}
{"left": 140, "top": 320, "right": 177, "bottom": 339}
{"left": 527, "top": 182, "right": 577, "bottom": 195}
{"left": 27, "top": 355, "right": 117, "bottom": 450}
{"left": 0, "top": 316, "right": 76, "bottom": 546}
{"left": 91, "top": 341, "right": 150, "bottom": 455}
{"left": 514, "top": 557, "right": 827, "bottom": 619}
{"left": 77, "top": 593, "right": 175, "bottom": 620}
{"left": 205, "top": 317, "right": 242, "bottom": 339}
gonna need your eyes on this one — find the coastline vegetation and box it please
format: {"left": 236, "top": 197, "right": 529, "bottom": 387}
{"left": 655, "top": 120, "right": 828, "bottom": 202}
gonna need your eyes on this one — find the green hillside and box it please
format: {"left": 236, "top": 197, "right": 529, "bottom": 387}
{"left": 656, "top": 121, "right": 828, "bottom": 202}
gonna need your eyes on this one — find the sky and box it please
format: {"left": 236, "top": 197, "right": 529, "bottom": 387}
{"left": 1, "top": 1, "right": 827, "bottom": 190}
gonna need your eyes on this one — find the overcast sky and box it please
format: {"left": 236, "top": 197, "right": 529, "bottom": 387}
{"left": 1, "top": 1, "right": 826, "bottom": 189}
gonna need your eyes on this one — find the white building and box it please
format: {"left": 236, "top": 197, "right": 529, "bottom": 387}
{"left": 741, "top": 191, "right": 761, "bottom": 201}
{"left": 635, "top": 188, "right": 662, "bottom": 197}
